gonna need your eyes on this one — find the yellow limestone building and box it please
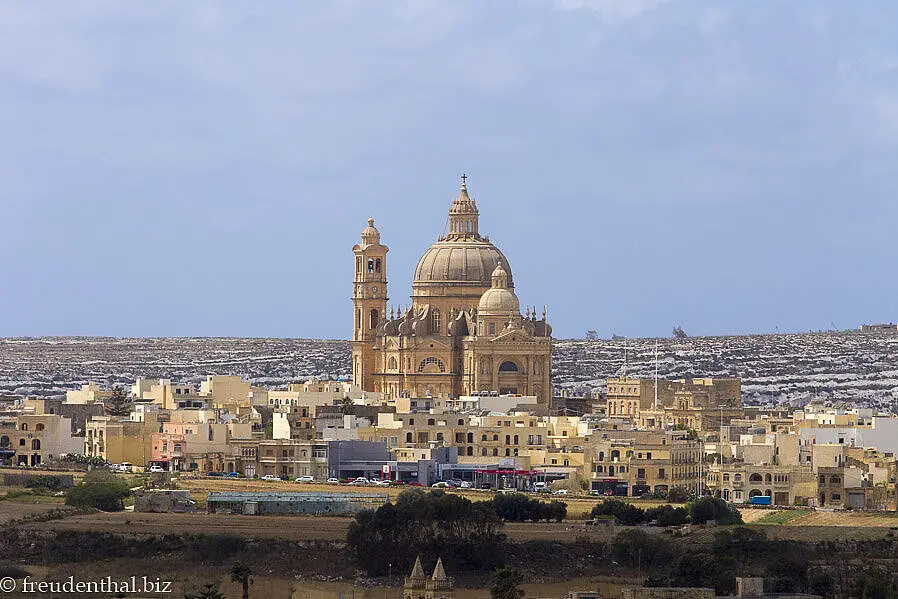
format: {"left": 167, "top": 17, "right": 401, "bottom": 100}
{"left": 351, "top": 178, "right": 553, "bottom": 404}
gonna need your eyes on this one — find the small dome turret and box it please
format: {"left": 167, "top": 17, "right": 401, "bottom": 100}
{"left": 478, "top": 262, "right": 519, "bottom": 315}
{"left": 360, "top": 217, "right": 380, "bottom": 245}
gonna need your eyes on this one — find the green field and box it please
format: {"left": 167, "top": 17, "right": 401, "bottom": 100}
{"left": 754, "top": 509, "right": 811, "bottom": 525}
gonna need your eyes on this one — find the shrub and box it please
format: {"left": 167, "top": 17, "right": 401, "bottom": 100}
{"left": 645, "top": 504, "right": 689, "bottom": 527}
{"left": 64, "top": 472, "right": 131, "bottom": 512}
{"left": 689, "top": 497, "right": 742, "bottom": 525}
{"left": 347, "top": 489, "right": 503, "bottom": 575}
{"left": 591, "top": 499, "right": 645, "bottom": 525}
{"left": 491, "top": 493, "right": 567, "bottom": 522}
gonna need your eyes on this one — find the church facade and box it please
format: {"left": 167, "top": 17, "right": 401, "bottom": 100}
{"left": 351, "top": 178, "right": 552, "bottom": 404}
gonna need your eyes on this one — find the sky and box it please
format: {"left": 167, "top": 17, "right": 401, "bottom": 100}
{"left": 1, "top": 0, "right": 896, "bottom": 340}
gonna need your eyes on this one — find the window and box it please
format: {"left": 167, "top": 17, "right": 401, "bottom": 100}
{"left": 499, "top": 361, "right": 518, "bottom": 372}
{"left": 657, "top": 468, "right": 665, "bottom": 479}
{"left": 417, "top": 357, "right": 446, "bottom": 373}
{"left": 431, "top": 309, "right": 441, "bottom": 333}
{"left": 36, "top": 423, "right": 45, "bottom": 432}
{"left": 389, "top": 357, "right": 398, "bottom": 370}
{"left": 489, "top": 323, "right": 496, "bottom": 336}
{"left": 370, "top": 309, "right": 379, "bottom": 329}
{"left": 31, "top": 439, "right": 41, "bottom": 451}
{"left": 367, "top": 258, "right": 375, "bottom": 273}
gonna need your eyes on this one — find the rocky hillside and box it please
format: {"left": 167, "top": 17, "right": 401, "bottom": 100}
{"left": 1, "top": 331, "right": 896, "bottom": 407}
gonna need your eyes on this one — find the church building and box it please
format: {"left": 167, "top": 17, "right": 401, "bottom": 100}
{"left": 351, "top": 177, "right": 552, "bottom": 404}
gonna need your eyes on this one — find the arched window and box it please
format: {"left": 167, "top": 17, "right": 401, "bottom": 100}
{"left": 499, "top": 361, "right": 518, "bottom": 372}
{"left": 493, "top": 434, "right": 499, "bottom": 441}
{"left": 31, "top": 439, "right": 41, "bottom": 451}
{"left": 458, "top": 419, "right": 464, "bottom": 426}
{"left": 467, "top": 432, "right": 474, "bottom": 443}
{"left": 598, "top": 451, "right": 605, "bottom": 461}
{"left": 20, "top": 423, "right": 28, "bottom": 431}
{"left": 406, "top": 432, "right": 413, "bottom": 443}
{"left": 427, "top": 419, "right": 435, "bottom": 426}
{"left": 367, "top": 258, "right": 375, "bottom": 273}
{"left": 513, "top": 435, "right": 519, "bottom": 445}
{"left": 370, "top": 309, "right": 379, "bottom": 329}
{"left": 492, "top": 448, "right": 498, "bottom": 456}
{"left": 481, "top": 448, "right": 487, "bottom": 456}
{"left": 19, "top": 439, "right": 25, "bottom": 447}
{"left": 417, "top": 357, "right": 446, "bottom": 373}
{"left": 481, "top": 434, "right": 487, "bottom": 441}
{"left": 466, "top": 447, "right": 473, "bottom": 456}
{"left": 431, "top": 309, "right": 441, "bottom": 333}
{"left": 36, "top": 423, "right": 45, "bottom": 432}
{"left": 505, "top": 435, "right": 511, "bottom": 445}
{"left": 375, "top": 258, "right": 381, "bottom": 273}
{"left": 0, "top": 435, "right": 9, "bottom": 449}
{"left": 749, "top": 473, "right": 763, "bottom": 483}
{"left": 389, "top": 357, "right": 398, "bottom": 370}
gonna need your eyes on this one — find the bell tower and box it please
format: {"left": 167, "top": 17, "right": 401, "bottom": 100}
{"left": 351, "top": 217, "right": 388, "bottom": 389}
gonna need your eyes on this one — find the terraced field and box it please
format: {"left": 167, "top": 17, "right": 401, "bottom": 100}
{"left": 2, "top": 331, "right": 897, "bottom": 406}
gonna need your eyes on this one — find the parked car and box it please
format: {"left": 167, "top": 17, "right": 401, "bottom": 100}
{"left": 431, "top": 481, "right": 454, "bottom": 489}
{"left": 458, "top": 481, "right": 472, "bottom": 489}
{"left": 374, "top": 479, "right": 391, "bottom": 487}
{"left": 552, "top": 489, "right": 569, "bottom": 496}
{"left": 261, "top": 475, "right": 280, "bottom": 481}
{"left": 349, "top": 477, "right": 370, "bottom": 486}
{"left": 326, "top": 477, "right": 340, "bottom": 484}
{"left": 148, "top": 465, "right": 165, "bottom": 473}
{"left": 226, "top": 472, "right": 240, "bottom": 478}
{"left": 207, "top": 471, "right": 225, "bottom": 477}
{"left": 295, "top": 475, "right": 315, "bottom": 483}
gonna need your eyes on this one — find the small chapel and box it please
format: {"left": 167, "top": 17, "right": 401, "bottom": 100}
{"left": 403, "top": 556, "right": 453, "bottom": 599}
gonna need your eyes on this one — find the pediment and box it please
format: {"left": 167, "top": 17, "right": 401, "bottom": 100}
{"left": 490, "top": 328, "right": 532, "bottom": 343}
{"left": 412, "top": 337, "right": 453, "bottom": 351}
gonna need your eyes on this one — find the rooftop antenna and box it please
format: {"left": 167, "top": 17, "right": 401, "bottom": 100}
{"left": 654, "top": 339, "right": 659, "bottom": 409}
{"left": 622, "top": 338, "right": 629, "bottom": 379}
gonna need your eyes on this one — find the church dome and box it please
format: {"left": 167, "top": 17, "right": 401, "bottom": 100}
{"left": 413, "top": 178, "right": 513, "bottom": 289}
{"left": 414, "top": 241, "right": 513, "bottom": 288}
{"left": 478, "top": 263, "right": 520, "bottom": 314}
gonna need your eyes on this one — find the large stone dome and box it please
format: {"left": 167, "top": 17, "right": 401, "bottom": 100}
{"left": 413, "top": 240, "right": 514, "bottom": 288}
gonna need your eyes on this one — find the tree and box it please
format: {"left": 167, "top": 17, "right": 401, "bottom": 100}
{"left": 689, "top": 497, "right": 742, "bottom": 525}
{"left": 65, "top": 470, "right": 131, "bottom": 511}
{"left": 184, "top": 583, "right": 226, "bottom": 599}
{"left": 347, "top": 488, "right": 503, "bottom": 575}
{"left": 591, "top": 499, "right": 645, "bottom": 525}
{"left": 585, "top": 330, "right": 600, "bottom": 341}
{"left": 104, "top": 387, "right": 133, "bottom": 417}
{"left": 339, "top": 395, "right": 355, "bottom": 415}
{"left": 230, "top": 561, "right": 254, "bottom": 599}
{"left": 490, "top": 567, "right": 524, "bottom": 599}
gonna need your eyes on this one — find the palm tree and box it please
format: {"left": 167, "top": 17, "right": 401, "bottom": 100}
{"left": 230, "top": 561, "right": 254, "bottom": 599}
{"left": 184, "top": 583, "right": 225, "bottom": 599}
{"left": 490, "top": 567, "right": 525, "bottom": 599}
{"left": 339, "top": 395, "right": 355, "bottom": 415}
